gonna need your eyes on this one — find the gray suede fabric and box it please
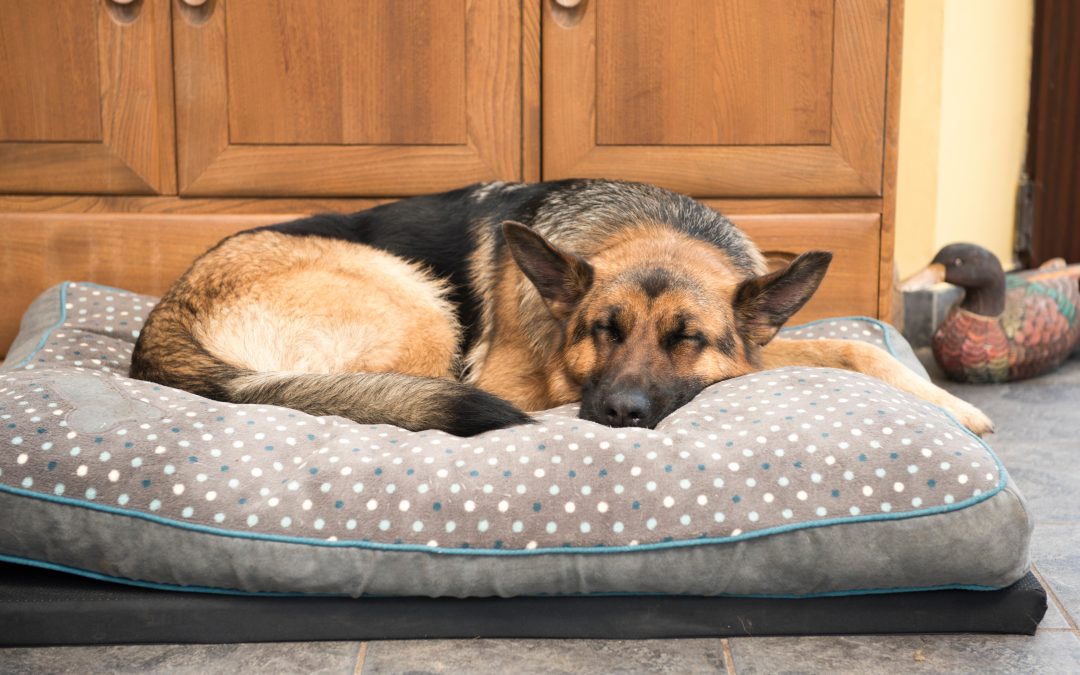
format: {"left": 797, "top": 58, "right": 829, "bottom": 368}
{"left": 0, "top": 484, "right": 1030, "bottom": 597}
{"left": 0, "top": 283, "right": 1033, "bottom": 597}
{"left": 1, "top": 285, "right": 65, "bottom": 370}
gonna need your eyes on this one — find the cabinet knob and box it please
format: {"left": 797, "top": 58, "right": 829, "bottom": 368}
{"left": 554, "top": 0, "right": 582, "bottom": 7}
{"left": 110, "top": 0, "right": 137, "bottom": 4}
{"left": 182, "top": 0, "right": 209, "bottom": 6}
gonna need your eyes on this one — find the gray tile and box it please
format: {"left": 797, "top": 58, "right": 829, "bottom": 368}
{"left": 361, "top": 639, "right": 725, "bottom": 674}
{"left": 729, "top": 632, "right": 1080, "bottom": 675}
{"left": 987, "top": 441, "right": 1080, "bottom": 521}
{"left": 940, "top": 357, "right": 1080, "bottom": 445}
{"left": 1033, "top": 564, "right": 1074, "bottom": 629}
{"left": 0, "top": 641, "right": 362, "bottom": 675}
{"left": 1031, "top": 522, "right": 1080, "bottom": 625}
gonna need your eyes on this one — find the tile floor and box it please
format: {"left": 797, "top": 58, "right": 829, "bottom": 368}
{"left": 2, "top": 353, "right": 1078, "bottom": 674}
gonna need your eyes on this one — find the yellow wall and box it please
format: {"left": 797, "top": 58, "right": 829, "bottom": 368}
{"left": 894, "top": 0, "right": 1034, "bottom": 278}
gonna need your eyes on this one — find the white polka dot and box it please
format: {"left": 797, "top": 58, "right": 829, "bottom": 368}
{"left": 399, "top": 500, "right": 410, "bottom": 512}
{"left": 862, "top": 485, "right": 873, "bottom": 497}
{"left": 662, "top": 496, "right": 675, "bottom": 508}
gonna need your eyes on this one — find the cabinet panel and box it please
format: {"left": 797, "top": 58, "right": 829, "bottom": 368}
{"left": 597, "top": 0, "right": 832, "bottom": 146}
{"left": 0, "top": 0, "right": 176, "bottom": 194}
{"left": 0, "top": 1, "right": 101, "bottom": 142}
{"left": 226, "top": 0, "right": 465, "bottom": 146}
{"left": 175, "top": 0, "right": 520, "bottom": 196}
{"left": 725, "top": 213, "right": 882, "bottom": 323}
{"left": 545, "top": 0, "right": 890, "bottom": 197}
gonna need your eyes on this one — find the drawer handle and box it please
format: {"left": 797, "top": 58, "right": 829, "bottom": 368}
{"left": 178, "top": 0, "right": 214, "bottom": 24}
{"left": 106, "top": 0, "right": 143, "bottom": 23}
{"left": 551, "top": 0, "right": 586, "bottom": 28}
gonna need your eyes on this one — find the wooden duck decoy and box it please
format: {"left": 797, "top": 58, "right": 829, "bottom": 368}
{"left": 906, "top": 243, "right": 1080, "bottom": 383}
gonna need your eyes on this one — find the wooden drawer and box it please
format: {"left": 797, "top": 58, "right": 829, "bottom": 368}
{"left": 0, "top": 213, "right": 296, "bottom": 356}
{"left": 725, "top": 213, "right": 882, "bottom": 324}
{"left": 0, "top": 210, "right": 882, "bottom": 358}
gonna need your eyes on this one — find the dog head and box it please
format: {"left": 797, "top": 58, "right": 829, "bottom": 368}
{"left": 502, "top": 221, "right": 831, "bottom": 428}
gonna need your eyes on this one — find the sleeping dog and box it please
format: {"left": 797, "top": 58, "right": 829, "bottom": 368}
{"left": 130, "top": 180, "right": 992, "bottom": 437}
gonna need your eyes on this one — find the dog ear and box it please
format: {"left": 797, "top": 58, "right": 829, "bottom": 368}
{"left": 502, "top": 221, "right": 594, "bottom": 320}
{"left": 733, "top": 251, "right": 832, "bottom": 346}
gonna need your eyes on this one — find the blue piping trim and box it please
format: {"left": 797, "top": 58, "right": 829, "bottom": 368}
{"left": 10, "top": 281, "right": 70, "bottom": 369}
{"left": 0, "top": 296, "right": 1008, "bottom": 555}
{"left": 0, "top": 439, "right": 1008, "bottom": 558}
{"left": 0, "top": 552, "right": 1004, "bottom": 598}
{"left": 8, "top": 281, "right": 139, "bottom": 370}
{"left": 781, "top": 315, "right": 899, "bottom": 358}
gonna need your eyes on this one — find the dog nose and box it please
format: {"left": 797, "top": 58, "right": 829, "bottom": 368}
{"left": 604, "top": 389, "right": 651, "bottom": 427}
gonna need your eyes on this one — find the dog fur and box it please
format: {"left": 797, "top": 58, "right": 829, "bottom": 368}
{"left": 130, "top": 179, "right": 993, "bottom": 437}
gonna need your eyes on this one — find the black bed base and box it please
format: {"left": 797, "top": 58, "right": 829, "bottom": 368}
{"left": 0, "top": 563, "right": 1047, "bottom": 646}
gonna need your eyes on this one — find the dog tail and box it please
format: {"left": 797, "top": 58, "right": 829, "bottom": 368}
{"left": 131, "top": 328, "right": 530, "bottom": 436}
{"left": 224, "top": 371, "right": 532, "bottom": 436}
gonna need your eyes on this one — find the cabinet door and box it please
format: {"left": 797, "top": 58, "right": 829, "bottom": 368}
{"left": 726, "top": 213, "right": 882, "bottom": 322}
{"left": 0, "top": 0, "right": 176, "bottom": 194}
{"left": 544, "top": 0, "right": 889, "bottom": 197}
{"left": 174, "top": 0, "right": 521, "bottom": 196}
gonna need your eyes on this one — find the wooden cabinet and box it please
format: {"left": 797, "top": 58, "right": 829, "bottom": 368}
{"left": 729, "top": 213, "right": 883, "bottom": 324}
{"left": 544, "top": 0, "right": 889, "bottom": 197}
{"left": 174, "top": 0, "right": 522, "bottom": 196}
{"left": 0, "top": 0, "right": 903, "bottom": 353}
{"left": 0, "top": 0, "right": 176, "bottom": 194}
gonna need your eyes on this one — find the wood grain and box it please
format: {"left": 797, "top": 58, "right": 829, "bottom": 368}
{"left": 0, "top": 195, "right": 884, "bottom": 216}
{"left": 0, "top": 0, "right": 176, "bottom": 194}
{"left": 522, "top": 0, "right": 542, "bottom": 182}
{"left": 543, "top": 0, "right": 889, "bottom": 197}
{"left": 0, "top": 0, "right": 101, "bottom": 142}
{"left": 596, "top": 0, "right": 832, "bottom": 146}
{"left": 730, "top": 213, "right": 882, "bottom": 324}
{"left": 878, "top": 0, "right": 904, "bottom": 323}
{"left": 226, "top": 0, "right": 465, "bottom": 145}
{"left": 175, "top": 0, "right": 519, "bottom": 196}
{"left": 0, "top": 210, "right": 882, "bottom": 357}
{"left": 0, "top": 213, "right": 296, "bottom": 357}
{"left": 1025, "top": 0, "right": 1080, "bottom": 266}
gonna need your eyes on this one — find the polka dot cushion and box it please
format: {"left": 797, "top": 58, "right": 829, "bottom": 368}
{"left": 0, "top": 283, "right": 1032, "bottom": 598}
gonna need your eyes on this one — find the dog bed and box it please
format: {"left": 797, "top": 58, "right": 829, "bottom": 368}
{"left": 0, "top": 282, "right": 1044, "bottom": 643}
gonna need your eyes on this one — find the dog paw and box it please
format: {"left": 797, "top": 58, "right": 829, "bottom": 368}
{"left": 942, "top": 395, "right": 994, "bottom": 437}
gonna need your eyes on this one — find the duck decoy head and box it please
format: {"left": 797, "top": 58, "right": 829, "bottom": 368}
{"left": 930, "top": 243, "right": 1005, "bottom": 291}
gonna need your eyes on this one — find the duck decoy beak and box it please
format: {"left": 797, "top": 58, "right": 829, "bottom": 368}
{"left": 900, "top": 263, "right": 947, "bottom": 291}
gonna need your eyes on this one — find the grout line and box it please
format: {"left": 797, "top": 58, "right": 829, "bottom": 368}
{"left": 721, "top": 638, "right": 738, "bottom": 675}
{"left": 353, "top": 641, "right": 369, "bottom": 675}
{"left": 1031, "top": 563, "right": 1079, "bottom": 631}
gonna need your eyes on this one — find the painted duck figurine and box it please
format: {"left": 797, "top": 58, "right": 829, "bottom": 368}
{"left": 909, "top": 243, "right": 1080, "bottom": 383}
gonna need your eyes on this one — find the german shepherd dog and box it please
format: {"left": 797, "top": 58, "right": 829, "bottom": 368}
{"left": 130, "top": 180, "right": 992, "bottom": 437}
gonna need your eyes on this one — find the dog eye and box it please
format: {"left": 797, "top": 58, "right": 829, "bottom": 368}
{"left": 664, "top": 332, "right": 705, "bottom": 350}
{"left": 593, "top": 322, "right": 623, "bottom": 344}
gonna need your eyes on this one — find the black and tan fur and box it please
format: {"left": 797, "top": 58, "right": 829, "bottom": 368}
{"left": 130, "top": 180, "right": 993, "bottom": 437}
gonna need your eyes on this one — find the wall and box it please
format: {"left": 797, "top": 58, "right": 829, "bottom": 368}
{"left": 894, "top": 0, "right": 1034, "bottom": 277}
